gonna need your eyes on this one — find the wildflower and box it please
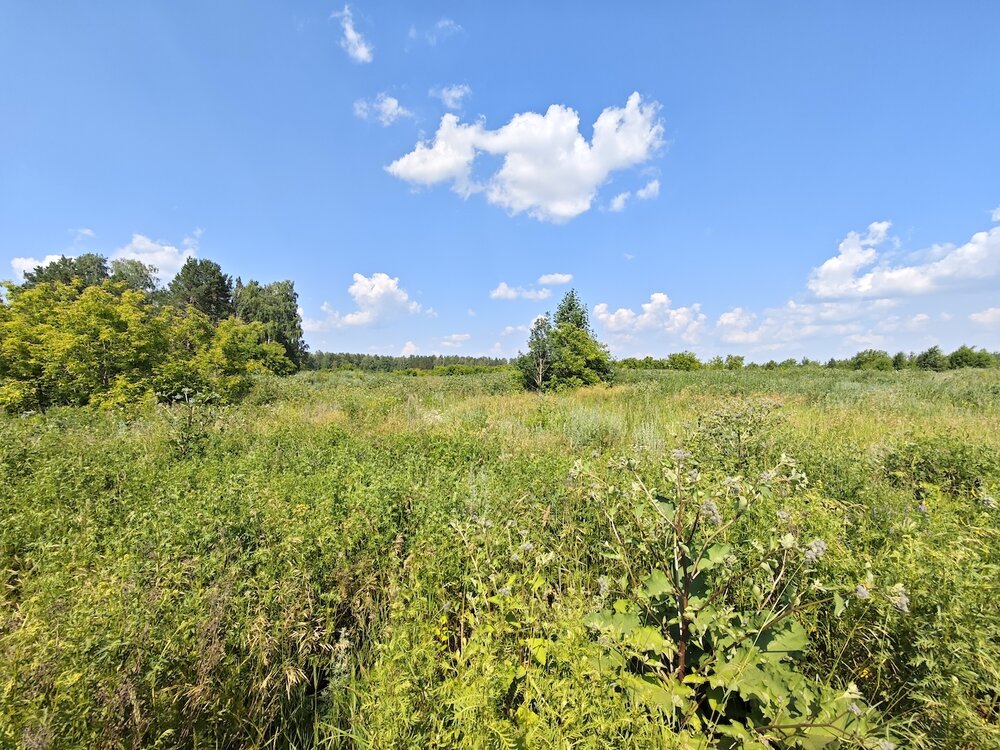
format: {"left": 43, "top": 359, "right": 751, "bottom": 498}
{"left": 760, "top": 469, "right": 776, "bottom": 483}
{"left": 804, "top": 539, "right": 827, "bottom": 563}
{"left": 671, "top": 449, "right": 691, "bottom": 462}
{"left": 687, "top": 468, "right": 701, "bottom": 483}
{"left": 519, "top": 540, "right": 535, "bottom": 552}
{"left": 776, "top": 510, "right": 790, "bottom": 522}
{"left": 723, "top": 476, "right": 740, "bottom": 492}
{"left": 498, "top": 586, "right": 512, "bottom": 597}
{"left": 855, "top": 584, "right": 870, "bottom": 600}
{"left": 848, "top": 702, "right": 862, "bottom": 717}
{"left": 597, "top": 575, "right": 610, "bottom": 598}
{"left": 700, "top": 499, "right": 722, "bottom": 526}
{"left": 889, "top": 584, "right": 909, "bottom": 614}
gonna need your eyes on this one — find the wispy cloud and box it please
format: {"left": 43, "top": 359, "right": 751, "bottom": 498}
{"left": 354, "top": 93, "right": 413, "bottom": 126}
{"left": 332, "top": 5, "right": 373, "bottom": 63}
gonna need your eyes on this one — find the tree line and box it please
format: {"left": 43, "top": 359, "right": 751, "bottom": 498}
{"left": 1, "top": 254, "right": 306, "bottom": 412}
{"left": 618, "top": 345, "right": 999, "bottom": 372}
{"left": 306, "top": 352, "right": 508, "bottom": 372}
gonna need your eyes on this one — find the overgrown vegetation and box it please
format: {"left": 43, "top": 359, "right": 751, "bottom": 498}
{"left": 0, "top": 256, "right": 305, "bottom": 411}
{"left": 2, "top": 368, "right": 998, "bottom": 748}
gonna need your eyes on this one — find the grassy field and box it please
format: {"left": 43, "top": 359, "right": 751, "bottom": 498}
{"left": 2, "top": 368, "right": 999, "bottom": 749}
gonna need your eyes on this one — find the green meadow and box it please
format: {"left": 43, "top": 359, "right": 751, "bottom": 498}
{"left": 2, "top": 368, "right": 998, "bottom": 748}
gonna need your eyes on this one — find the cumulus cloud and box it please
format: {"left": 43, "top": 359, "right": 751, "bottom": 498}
{"left": 809, "top": 220, "right": 1000, "bottom": 298}
{"left": 333, "top": 5, "right": 373, "bottom": 63}
{"left": 970, "top": 307, "right": 1000, "bottom": 325}
{"left": 537, "top": 272, "right": 572, "bottom": 285}
{"left": 489, "top": 281, "right": 551, "bottom": 300}
{"left": 609, "top": 192, "right": 629, "bottom": 212}
{"left": 637, "top": 178, "right": 660, "bottom": 200}
{"left": 440, "top": 332, "right": 471, "bottom": 348}
{"left": 303, "top": 272, "right": 421, "bottom": 331}
{"left": 112, "top": 232, "right": 198, "bottom": 281}
{"left": 387, "top": 92, "right": 664, "bottom": 222}
{"left": 594, "top": 292, "right": 705, "bottom": 343}
{"left": 430, "top": 84, "right": 471, "bottom": 110}
{"left": 354, "top": 93, "right": 413, "bottom": 126}
{"left": 401, "top": 340, "right": 418, "bottom": 355}
{"left": 11, "top": 230, "right": 198, "bottom": 283}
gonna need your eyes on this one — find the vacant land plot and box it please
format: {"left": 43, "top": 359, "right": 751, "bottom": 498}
{"left": 2, "top": 369, "right": 998, "bottom": 748}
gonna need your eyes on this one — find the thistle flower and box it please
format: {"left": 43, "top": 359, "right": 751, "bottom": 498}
{"left": 889, "top": 584, "right": 910, "bottom": 614}
{"left": 723, "top": 476, "right": 740, "bottom": 492}
{"left": 804, "top": 539, "right": 827, "bottom": 563}
{"left": 855, "top": 584, "right": 870, "bottom": 600}
{"left": 760, "top": 469, "right": 777, "bottom": 483}
{"left": 687, "top": 468, "right": 701, "bottom": 483}
{"left": 671, "top": 449, "right": 691, "bottom": 462}
{"left": 700, "top": 499, "right": 722, "bottom": 526}
{"left": 597, "top": 575, "right": 610, "bottom": 598}
{"left": 519, "top": 540, "right": 535, "bottom": 552}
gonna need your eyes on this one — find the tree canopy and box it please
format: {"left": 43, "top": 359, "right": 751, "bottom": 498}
{"left": 517, "top": 290, "right": 612, "bottom": 391}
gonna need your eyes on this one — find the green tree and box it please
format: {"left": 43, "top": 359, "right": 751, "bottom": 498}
{"left": 233, "top": 279, "right": 306, "bottom": 369}
{"left": 110, "top": 258, "right": 159, "bottom": 293}
{"left": 947, "top": 344, "right": 991, "bottom": 369}
{"left": 724, "top": 354, "right": 745, "bottom": 370}
{"left": 665, "top": 351, "right": 702, "bottom": 370}
{"left": 548, "top": 323, "right": 613, "bottom": 389}
{"left": 516, "top": 314, "right": 553, "bottom": 391}
{"left": 891, "top": 351, "right": 911, "bottom": 370}
{"left": 168, "top": 258, "right": 234, "bottom": 322}
{"left": 554, "top": 288, "right": 591, "bottom": 332}
{"left": 20, "top": 253, "right": 109, "bottom": 289}
{"left": 914, "top": 345, "right": 948, "bottom": 371}
{"left": 851, "top": 349, "right": 893, "bottom": 371}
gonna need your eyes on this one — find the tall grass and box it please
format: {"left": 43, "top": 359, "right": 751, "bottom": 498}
{"left": 1, "top": 369, "right": 997, "bottom": 748}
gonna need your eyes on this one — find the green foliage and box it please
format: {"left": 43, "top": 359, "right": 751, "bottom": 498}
{"left": 234, "top": 278, "right": 307, "bottom": 368}
{"left": 109, "top": 258, "right": 159, "bottom": 293}
{"left": 852, "top": 349, "right": 893, "bottom": 371}
{"left": 0, "top": 366, "right": 998, "bottom": 748}
{"left": 168, "top": 257, "right": 234, "bottom": 323}
{"left": 517, "top": 291, "right": 612, "bottom": 391}
{"left": 19, "top": 253, "right": 109, "bottom": 289}
{"left": 0, "top": 280, "right": 293, "bottom": 411}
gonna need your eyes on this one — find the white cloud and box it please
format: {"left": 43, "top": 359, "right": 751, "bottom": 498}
{"left": 387, "top": 92, "right": 664, "bottom": 222}
{"left": 594, "top": 292, "right": 705, "bottom": 343}
{"left": 303, "top": 272, "right": 421, "bottom": 331}
{"left": 609, "top": 192, "right": 629, "bottom": 212}
{"left": 426, "top": 17, "right": 462, "bottom": 45}
{"left": 809, "top": 220, "right": 1000, "bottom": 298}
{"left": 441, "top": 332, "right": 471, "bottom": 348}
{"left": 992, "top": 204, "right": 1000, "bottom": 223}
{"left": 636, "top": 178, "right": 660, "bottom": 200}
{"left": 333, "top": 5, "right": 373, "bottom": 63}
{"left": 970, "top": 307, "right": 1000, "bottom": 325}
{"left": 401, "top": 340, "right": 418, "bottom": 355}
{"left": 10, "top": 254, "right": 62, "bottom": 281}
{"left": 112, "top": 232, "right": 198, "bottom": 281}
{"left": 11, "top": 231, "right": 197, "bottom": 283}
{"left": 354, "top": 93, "right": 413, "bottom": 126}
{"left": 489, "top": 281, "right": 551, "bottom": 300}
{"left": 430, "top": 84, "right": 471, "bottom": 110}
{"left": 537, "top": 272, "right": 572, "bottom": 285}
{"left": 73, "top": 227, "right": 95, "bottom": 241}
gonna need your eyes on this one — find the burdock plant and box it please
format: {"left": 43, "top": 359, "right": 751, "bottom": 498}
{"left": 580, "top": 450, "right": 896, "bottom": 748}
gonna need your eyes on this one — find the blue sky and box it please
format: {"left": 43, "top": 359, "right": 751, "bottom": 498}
{"left": 2, "top": 1, "right": 999, "bottom": 360}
